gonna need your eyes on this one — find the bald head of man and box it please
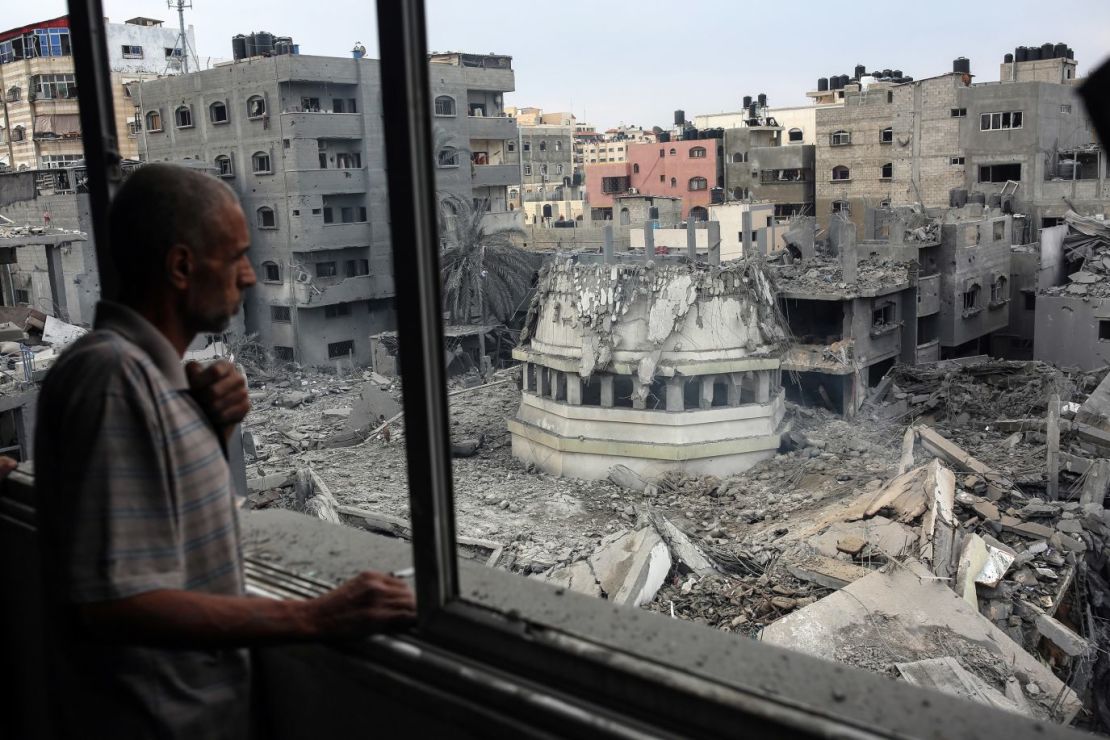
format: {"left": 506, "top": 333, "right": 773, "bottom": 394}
{"left": 108, "top": 163, "right": 256, "bottom": 336}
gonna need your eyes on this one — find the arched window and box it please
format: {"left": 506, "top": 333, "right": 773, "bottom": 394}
{"left": 554, "top": 141, "right": 562, "bottom": 152}
{"left": 879, "top": 198, "right": 891, "bottom": 208}
{"left": 262, "top": 261, "right": 281, "bottom": 282}
{"left": 145, "top": 110, "right": 162, "bottom": 131}
{"left": 689, "top": 206, "right": 708, "bottom": 222}
{"left": 252, "top": 151, "right": 272, "bottom": 174}
{"left": 688, "top": 176, "right": 708, "bottom": 191}
{"left": 555, "top": 164, "right": 563, "bottom": 175}
{"left": 732, "top": 152, "right": 744, "bottom": 163}
{"left": 209, "top": 101, "right": 228, "bottom": 124}
{"left": 257, "top": 206, "right": 277, "bottom": 228}
{"left": 434, "top": 96, "right": 456, "bottom": 116}
{"left": 832, "top": 200, "right": 851, "bottom": 214}
{"left": 633, "top": 163, "right": 640, "bottom": 174}
{"left": 689, "top": 146, "right": 706, "bottom": 159}
{"left": 174, "top": 105, "right": 193, "bottom": 128}
{"left": 669, "top": 148, "right": 676, "bottom": 156}
{"left": 5, "top": 86, "right": 20, "bottom": 102}
{"left": 215, "top": 154, "right": 234, "bottom": 177}
{"left": 880, "top": 127, "right": 893, "bottom": 144}
{"left": 832, "top": 165, "right": 850, "bottom": 181}
{"left": 11, "top": 125, "right": 25, "bottom": 142}
{"left": 880, "top": 162, "right": 893, "bottom": 179}
{"left": 830, "top": 130, "right": 851, "bottom": 146}
{"left": 247, "top": 95, "right": 266, "bottom": 119}
{"left": 670, "top": 177, "right": 677, "bottom": 187}
{"left": 542, "top": 204, "right": 553, "bottom": 218}
{"left": 437, "top": 148, "right": 459, "bottom": 167}
{"left": 539, "top": 141, "right": 547, "bottom": 152}
{"left": 619, "top": 207, "right": 630, "bottom": 225}
{"left": 991, "top": 275, "right": 1008, "bottom": 304}
{"left": 788, "top": 128, "right": 803, "bottom": 143}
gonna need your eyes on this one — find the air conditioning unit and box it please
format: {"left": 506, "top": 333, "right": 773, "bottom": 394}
{"left": 628, "top": 187, "right": 639, "bottom": 194}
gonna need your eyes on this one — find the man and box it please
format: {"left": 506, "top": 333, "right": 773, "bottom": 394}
{"left": 35, "top": 164, "right": 415, "bottom": 739}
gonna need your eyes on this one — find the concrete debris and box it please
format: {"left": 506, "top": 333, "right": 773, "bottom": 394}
{"left": 895, "top": 657, "right": 1031, "bottom": 718}
{"left": 545, "top": 560, "right": 603, "bottom": 598}
{"left": 587, "top": 527, "right": 671, "bottom": 607}
{"left": 760, "top": 560, "right": 1083, "bottom": 724}
{"left": 786, "top": 554, "right": 873, "bottom": 590}
{"left": 608, "top": 464, "right": 650, "bottom": 493}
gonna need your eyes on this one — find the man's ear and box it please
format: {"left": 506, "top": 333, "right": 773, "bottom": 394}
{"left": 166, "top": 244, "right": 193, "bottom": 290}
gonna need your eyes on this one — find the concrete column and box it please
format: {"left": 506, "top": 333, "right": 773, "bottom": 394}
{"left": 839, "top": 219, "right": 858, "bottom": 283}
{"left": 727, "top": 372, "right": 742, "bottom": 406}
{"left": 643, "top": 221, "right": 654, "bottom": 263}
{"left": 600, "top": 375, "right": 614, "bottom": 408}
{"left": 686, "top": 219, "right": 697, "bottom": 261}
{"left": 632, "top": 388, "right": 647, "bottom": 410}
{"left": 566, "top": 373, "right": 582, "bottom": 405}
{"left": 1047, "top": 393, "right": 1060, "bottom": 500}
{"left": 521, "top": 362, "right": 531, "bottom": 393}
{"left": 666, "top": 376, "right": 685, "bottom": 411}
{"left": 741, "top": 209, "right": 752, "bottom": 256}
{"left": 603, "top": 224, "right": 614, "bottom": 263}
{"left": 536, "top": 365, "right": 549, "bottom": 397}
{"left": 707, "top": 220, "right": 721, "bottom": 266}
{"left": 756, "top": 370, "right": 771, "bottom": 403}
{"left": 700, "top": 376, "right": 715, "bottom": 409}
{"left": 549, "top": 369, "right": 560, "bottom": 400}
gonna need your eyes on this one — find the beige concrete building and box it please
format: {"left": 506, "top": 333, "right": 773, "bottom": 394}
{"left": 0, "top": 16, "right": 197, "bottom": 170}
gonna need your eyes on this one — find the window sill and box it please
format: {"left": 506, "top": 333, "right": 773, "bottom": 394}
{"left": 148, "top": 129, "right": 164, "bottom": 133}
{"left": 879, "top": 141, "right": 893, "bottom": 145}
{"left": 988, "top": 299, "right": 1009, "bottom": 310}
{"left": 254, "top": 170, "right": 274, "bottom": 176}
{"left": 176, "top": 124, "right": 195, "bottom": 130}
{"left": 962, "top": 307, "right": 983, "bottom": 318}
{"left": 258, "top": 226, "right": 279, "bottom": 231}
{"left": 830, "top": 179, "right": 851, "bottom": 183}
{"left": 211, "top": 119, "right": 229, "bottom": 125}
{"left": 263, "top": 280, "right": 283, "bottom": 285}
{"left": 218, "top": 173, "right": 235, "bottom": 179}
{"left": 869, "top": 321, "right": 902, "bottom": 338}
{"left": 434, "top": 113, "right": 457, "bottom": 118}
{"left": 248, "top": 115, "right": 267, "bottom": 121}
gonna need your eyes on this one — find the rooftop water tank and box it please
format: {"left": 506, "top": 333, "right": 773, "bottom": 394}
{"left": 817, "top": 78, "right": 828, "bottom": 92}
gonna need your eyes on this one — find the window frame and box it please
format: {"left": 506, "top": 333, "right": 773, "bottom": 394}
{"left": 174, "top": 104, "right": 193, "bottom": 129}
{"left": 829, "top": 130, "right": 851, "bottom": 146}
{"left": 252, "top": 151, "right": 273, "bottom": 175}
{"left": 210, "top": 100, "right": 229, "bottom": 124}
{"left": 831, "top": 165, "right": 850, "bottom": 181}
{"left": 67, "top": 4, "right": 1066, "bottom": 738}
{"left": 247, "top": 94, "right": 267, "bottom": 119}
{"left": 145, "top": 109, "right": 163, "bottom": 132}
{"left": 215, "top": 154, "right": 234, "bottom": 178}
{"left": 257, "top": 206, "right": 277, "bottom": 229}
{"left": 879, "top": 127, "right": 893, "bottom": 144}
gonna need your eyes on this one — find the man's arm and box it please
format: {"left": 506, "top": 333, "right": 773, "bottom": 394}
{"left": 77, "top": 570, "right": 416, "bottom": 648}
{"left": 186, "top": 359, "right": 250, "bottom": 442}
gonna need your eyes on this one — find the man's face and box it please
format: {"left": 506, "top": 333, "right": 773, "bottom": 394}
{"left": 186, "top": 199, "right": 256, "bottom": 333}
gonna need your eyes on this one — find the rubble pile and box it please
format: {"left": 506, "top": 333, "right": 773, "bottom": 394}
{"left": 768, "top": 257, "right": 914, "bottom": 295}
{"left": 1044, "top": 210, "right": 1110, "bottom": 299}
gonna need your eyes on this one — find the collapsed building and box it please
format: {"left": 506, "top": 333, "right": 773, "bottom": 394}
{"left": 509, "top": 257, "right": 788, "bottom": 479}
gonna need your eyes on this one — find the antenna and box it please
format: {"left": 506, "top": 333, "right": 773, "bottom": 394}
{"left": 167, "top": 0, "right": 198, "bottom": 73}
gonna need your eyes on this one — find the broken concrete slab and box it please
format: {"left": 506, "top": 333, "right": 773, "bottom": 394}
{"left": 1031, "top": 605, "right": 1091, "bottom": 658}
{"left": 1002, "top": 520, "right": 1056, "bottom": 540}
{"left": 608, "top": 464, "right": 649, "bottom": 493}
{"left": 972, "top": 500, "right": 1001, "bottom": 522}
{"left": 545, "top": 560, "right": 602, "bottom": 598}
{"left": 322, "top": 407, "right": 352, "bottom": 420}
{"left": 277, "top": 391, "right": 309, "bottom": 409}
{"left": 918, "top": 460, "right": 957, "bottom": 579}
{"left": 895, "top": 657, "right": 1031, "bottom": 718}
{"left": 786, "top": 554, "right": 872, "bottom": 590}
{"left": 954, "top": 533, "right": 1016, "bottom": 608}
{"left": 651, "top": 512, "right": 717, "bottom": 576}
{"left": 247, "top": 472, "right": 294, "bottom": 492}
{"left": 760, "top": 560, "right": 1083, "bottom": 724}
{"left": 807, "top": 517, "right": 917, "bottom": 560}
{"left": 588, "top": 528, "right": 671, "bottom": 607}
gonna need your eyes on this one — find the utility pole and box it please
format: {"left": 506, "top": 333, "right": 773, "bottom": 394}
{"left": 167, "top": 0, "right": 195, "bottom": 73}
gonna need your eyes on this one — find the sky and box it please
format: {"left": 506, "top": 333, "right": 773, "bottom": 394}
{"left": 9, "top": 0, "right": 1110, "bottom": 129}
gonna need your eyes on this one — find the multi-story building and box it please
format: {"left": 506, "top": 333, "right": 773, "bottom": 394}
{"left": 0, "top": 15, "right": 197, "bottom": 170}
{"left": 720, "top": 104, "right": 816, "bottom": 218}
{"left": 815, "top": 50, "right": 1106, "bottom": 234}
{"left": 519, "top": 123, "right": 575, "bottom": 202}
{"left": 584, "top": 136, "right": 722, "bottom": 221}
{"left": 135, "top": 49, "right": 520, "bottom": 367}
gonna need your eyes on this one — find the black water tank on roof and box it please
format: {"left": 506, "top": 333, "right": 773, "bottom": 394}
{"left": 1067, "top": 47, "right": 1074, "bottom": 59}
{"left": 949, "top": 188, "right": 968, "bottom": 208}
{"left": 969, "top": 192, "right": 987, "bottom": 206}
{"left": 817, "top": 78, "right": 828, "bottom": 92}
{"left": 988, "top": 193, "right": 1002, "bottom": 208}
{"left": 232, "top": 35, "right": 247, "bottom": 60}
{"left": 830, "top": 74, "right": 841, "bottom": 89}
{"left": 882, "top": 68, "right": 893, "bottom": 79}
{"left": 1054, "top": 42, "right": 1067, "bottom": 58}
{"left": 757, "top": 93, "right": 767, "bottom": 107}
{"left": 854, "top": 64, "right": 866, "bottom": 79}
{"left": 674, "top": 109, "right": 685, "bottom": 126}
{"left": 255, "top": 32, "right": 274, "bottom": 55}
{"left": 658, "top": 132, "right": 670, "bottom": 143}
{"left": 953, "top": 57, "right": 970, "bottom": 74}
{"left": 748, "top": 103, "right": 758, "bottom": 118}
{"left": 743, "top": 95, "right": 752, "bottom": 108}
{"left": 893, "top": 69, "right": 903, "bottom": 78}
{"left": 1041, "top": 42, "right": 1054, "bottom": 59}
{"left": 1028, "top": 46, "right": 1041, "bottom": 61}
{"left": 1004, "top": 53, "right": 1013, "bottom": 64}
{"left": 902, "top": 76, "right": 913, "bottom": 82}
{"left": 1015, "top": 46, "right": 1028, "bottom": 62}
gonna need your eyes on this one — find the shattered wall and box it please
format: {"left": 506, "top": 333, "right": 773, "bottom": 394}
{"left": 511, "top": 259, "right": 788, "bottom": 479}
{"left": 937, "top": 215, "right": 1013, "bottom": 350}
{"left": 1034, "top": 294, "right": 1110, "bottom": 370}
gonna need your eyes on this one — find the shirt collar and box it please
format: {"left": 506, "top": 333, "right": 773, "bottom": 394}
{"left": 93, "top": 301, "right": 189, "bottom": 390}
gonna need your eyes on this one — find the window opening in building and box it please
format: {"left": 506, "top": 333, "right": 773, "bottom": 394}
{"left": 832, "top": 200, "right": 850, "bottom": 214}
{"left": 325, "top": 303, "right": 352, "bottom": 318}
{"left": 963, "top": 283, "right": 981, "bottom": 312}
{"left": 690, "top": 146, "right": 706, "bottom": 158}
{"left": 832, "top": 165, "right": 850, "bottom": 181}
{"left": 830, "top": 130, "right": 850, "bottom": 146}
{"left": 121, "top": 44, "right": 143, "bottom": 59}
{"left": 215, "top": 155, "right": 234, "bottom": 177}
{"left": 247, "top": 95, "right": 266, "bottom": 118}
{"left": 950, "top": 156, "right": 965, "bottom": 166}
{"left": 879, "top": 127, "right": 893, "bottom": 144}
{"left": 688, "top": 176, "right": 707, "bottom": 191}
{"left": 880, "top": 162, "right": 893, "bottom": 179}
{"left": 669, "top": 147, "right": 676, "bottom": 156}
{"left": 174, "top": 105, "right": 193, "bottom": 128}
{"left": 263, "top": 262, "right": 280, "bottom": 282}
{"left": 1100, "top": 321, "right": 1110, "bottom": 341}
{"left": 980, "top": 111, "right": 1023, "bottom": 131}
{"left": 210, "top": 101, "right": 228, "bottom": 124}
{"left": 273, "top": 346, "right": 294, "bottom": 362}
{"left": 315, "top": 261, "right": 338, "bottom": 278}
{"left": 950, "top": 108, "right": 966, "bottom": 118}
{"left": 437, "top": 149, "right": 459, "bottom": 167}
{"left": 978, "top": 163, "right": 1021, "bottom": 183}
{"left": 252, "top": 151, "right": 272, "bottom": 174}
{"left": 271, "top": 306, "right": 291, "bottom": 322}
{"left": 788, "top": 128, "right": 803, "bottom": 142}
{"left": 145, "top": 110, "right": 162, "bottom": 131}
{"left": 257, "top": 207, "right": 276, "bottom": 229}
{"left": 434, "top": 96, "right": 456, "bottom": 116}
{"left": 345, "top": 259, "right": 370, "bottom": 277}
{"left": 327, "top": 340, "right": 354, "bottom": 358}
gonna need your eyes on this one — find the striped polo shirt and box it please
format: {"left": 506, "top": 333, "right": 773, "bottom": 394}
{"left": 36, "top": 301, "right": 250, "bottom": 739}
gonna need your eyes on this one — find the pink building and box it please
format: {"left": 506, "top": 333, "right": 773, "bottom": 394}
{"left": 585, "top": 138, "right": 721, "bottom": 220}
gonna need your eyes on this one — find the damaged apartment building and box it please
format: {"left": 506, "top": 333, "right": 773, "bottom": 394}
{"left": 771, "top": 204, "right": 1013, "bottom": 416}
{"left": 509, "top": 255, "right": 787, "bottom": 479}
{"left": 814, "top": 50, "right": 1107, "bottom": 238}
{"left": 134, "top": 45, "right": 522, "bottom": 366}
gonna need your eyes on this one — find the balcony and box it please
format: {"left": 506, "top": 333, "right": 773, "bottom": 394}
{"left": 466, "top": 114, "right": 517, "bottom": 141}
{"left": 288, "top": 167, "right": 368, "bottom": 195}
{"left": 280, "top": 112, "right": 364, "bottom": 139}
{"left": 292, "top": 221, "right": 373, "bottom": 248}
{"left": 296, "top": 274, "right": 394, "bottom": 306}
{"left": 472, "top": 163, "right": 520, "bottom": 188}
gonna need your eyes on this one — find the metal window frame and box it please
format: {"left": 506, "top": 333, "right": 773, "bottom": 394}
{"left": 67, "top": 1, "right": 1089, "bottom": 737}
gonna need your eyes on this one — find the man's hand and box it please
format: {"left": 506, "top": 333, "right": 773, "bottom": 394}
{"left": 305, "top": 571, "right": 416, "bottom": 638}
{"left": 187, "top": 360, "right": 250, "bottom": 436}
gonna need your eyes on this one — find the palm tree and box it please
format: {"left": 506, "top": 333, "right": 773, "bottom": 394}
{"left": 440, "top": 198, "right": 532, "bottom": 374}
